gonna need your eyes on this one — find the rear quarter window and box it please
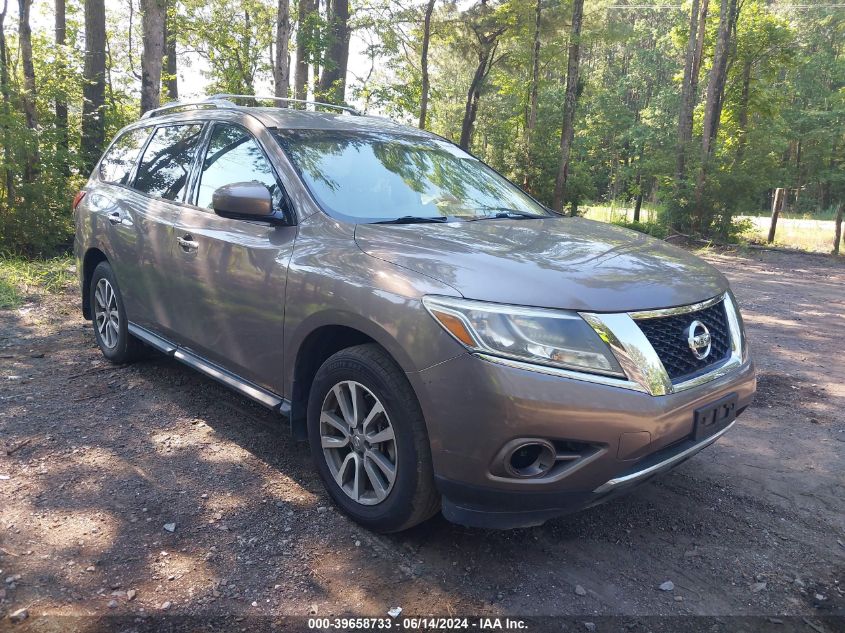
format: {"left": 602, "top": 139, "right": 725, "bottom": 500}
{"left": 99, "top": 127, "right": 152, "bottom": 185}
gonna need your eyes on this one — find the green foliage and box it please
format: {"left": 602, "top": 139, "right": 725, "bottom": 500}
{"left": 612, "top": 219, "right": 668, "bottom": 240}
{"left": 0, "top": 0, "right": 843, "bottom": 257}
{"left": 179, "top": 0, "right": 276, "bottom": 94}
{"left": 362, "top": 0, "right": 844, "bottom": 239}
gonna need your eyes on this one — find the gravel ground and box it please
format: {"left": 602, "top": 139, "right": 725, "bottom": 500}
{"left": 0, "top": 247, "right": 843, "bottom": 632}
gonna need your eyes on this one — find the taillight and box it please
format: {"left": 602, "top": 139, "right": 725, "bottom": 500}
{"left": 72, "top": 190, "right": 86, "bottom": 210}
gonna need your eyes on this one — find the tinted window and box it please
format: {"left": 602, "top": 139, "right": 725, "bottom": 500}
{"left": 99, "top": 127, "right": 151, "bottom": 185}
{"left": 274, "top": 130, "right": 550, "bottom": 223}
{"left": 134, "top": 124, "right": 204, "bottom": 201}
{"left": 196, "top": 124, "right": 281, "bottom": 211}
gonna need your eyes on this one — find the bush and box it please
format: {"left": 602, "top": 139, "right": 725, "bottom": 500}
{"left": 612, "top": 219, "right": 669, "bottom": 239}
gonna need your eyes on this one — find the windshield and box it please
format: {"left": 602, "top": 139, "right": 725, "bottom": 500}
{"left": 273, "top": 129, "right": 552, "bottom": 223}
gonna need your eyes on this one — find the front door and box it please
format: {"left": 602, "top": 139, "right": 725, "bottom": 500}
{"left": 171, "top": 122, "right": 296, "bottom": 394}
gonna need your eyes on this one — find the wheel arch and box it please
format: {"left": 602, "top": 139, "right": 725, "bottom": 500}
{"left": 289, "top": 321, "right": 415, "bottom": 441}
{"left": 81, "top": 248, "right": 109, "bottom": 320}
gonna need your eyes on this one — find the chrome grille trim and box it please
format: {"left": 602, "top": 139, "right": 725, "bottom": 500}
{"left": 580, "top": 292, "right": 745, "bottom": 396}
{"left": 579, "top": 312, "right": 673, "bottom": 396}
{"left": 627, "top": 294, "right": 725, "bottom": 320}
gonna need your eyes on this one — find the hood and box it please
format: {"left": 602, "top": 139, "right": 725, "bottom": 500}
{"left": 354, "top": 217, "right": 728, "bottom": 312}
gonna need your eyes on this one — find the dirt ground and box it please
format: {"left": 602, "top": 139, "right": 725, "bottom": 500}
{"left": 1, "top": 247, "right": 843, "bottom": 631}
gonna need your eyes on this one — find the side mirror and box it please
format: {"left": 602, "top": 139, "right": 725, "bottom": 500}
{"left": 212, "top": 182, "right": 273, "bottom": 220}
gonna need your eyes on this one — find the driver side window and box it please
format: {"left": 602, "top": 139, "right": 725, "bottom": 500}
{"left": 196, "top": 124, "right": 281, "bottom": 211}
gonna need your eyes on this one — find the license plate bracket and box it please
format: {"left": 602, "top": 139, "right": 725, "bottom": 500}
{"left": 693, "top": 393, "right": 738, "bottom": 441}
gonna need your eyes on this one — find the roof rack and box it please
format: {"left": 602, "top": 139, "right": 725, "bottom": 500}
{"left": 139, "top": 99, "right": 234, "bottom": 119}
{"left": 140, "top": 94, "right": 362, "bottom": 119}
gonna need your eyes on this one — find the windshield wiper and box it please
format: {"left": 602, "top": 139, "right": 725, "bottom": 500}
{"left": 467, "top": 208, "right": 546, "bottom": 221}
{"left": 372, "top": 215, "right": 450, "bottom": 225}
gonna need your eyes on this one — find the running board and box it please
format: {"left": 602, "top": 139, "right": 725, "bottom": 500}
{"left": 128, "top": 323, "right": 290, "bottom": 414}
{"left": 128, "top": 323, "right": 177, "bottom": 355}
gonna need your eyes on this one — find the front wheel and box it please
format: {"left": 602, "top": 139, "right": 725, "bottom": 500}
{"left": 307, "top": 344, "right": 440, "bottom": 532}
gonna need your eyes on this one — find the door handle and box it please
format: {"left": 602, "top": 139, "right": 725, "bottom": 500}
{"left": 177, "top": 235, "right": 199, "bottom": 252}
{"left": 107, "top": 211, "right": 122, "bottom": 225}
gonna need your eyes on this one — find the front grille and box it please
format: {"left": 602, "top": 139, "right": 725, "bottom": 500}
{"left": 635, "top": 300, "right": 731, "bottom": 381}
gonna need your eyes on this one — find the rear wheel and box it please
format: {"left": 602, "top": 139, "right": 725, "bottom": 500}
{"left": 307, "top": 344, "right": 440, "bottom": 532}
{"left": 89, "top": 261, "right": 144, "bottom": 364}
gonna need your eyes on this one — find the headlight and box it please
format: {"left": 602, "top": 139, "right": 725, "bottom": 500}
{"left": 422, "top": 296, "right": 625, "bottom": 377}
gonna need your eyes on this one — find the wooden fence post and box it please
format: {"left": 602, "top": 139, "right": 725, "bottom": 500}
{"left": 834, "top": 201, "right": 844, "bottom": 256}
{"left": 767, "top": 188, "right": 784, "bottom": 244}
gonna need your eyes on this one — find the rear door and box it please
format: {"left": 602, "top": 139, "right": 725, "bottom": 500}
{"left": 91, "top": 126, "right": 153, "bottom": 321}
{"left": 122, "top": 122, "right": 206, "bottom": 337}
{"left": 170, "top": 121, "right": 297, "bottom": 394}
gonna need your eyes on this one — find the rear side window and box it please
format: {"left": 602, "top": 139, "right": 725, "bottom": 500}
{"left": 99, "top": 127, "right": 151, "bottom": 185}
{"left": 134, "top": 124, "right": 204, "bottom": 201}
{"left": 195, "top": 124, "right": 281, "bottom": 210}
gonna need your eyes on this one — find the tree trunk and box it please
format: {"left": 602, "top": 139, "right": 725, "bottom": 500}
{"left": 0, "top": 0, "right": 13, "bottom": 202}
{"left": 735, "top": 58, "right": 752, "bottom": 162}
{"left": 17, "top": 0, "right": 36, "bottom": 130}
{"left": 701, "top": 0, "right": 737, "bottom": 153}
{"left": 693, "top": 0, "right": 738, "bottom": 230}
{"left": 794, "top": 138, "right": 802, "bottom": 209}
{"left": 239, "top": 8, "right": 255, "bottom": 94}
{"left": 767, "top": 187, "right": 784, "bottom": 244}
{"left": 521, "top": 0, "right": 541, "bottom": 189}
{"left": 691, "top": 0, "right": 709, "bottom": 95}
{"left": 164, "top": 5, "right": 178, "bottom": 101}
{"left": 82, "top": 0, "right": 107, "bottom": 173}
{"left": 462, "top": 84, "right": 482, "bottom": 149}
{"left": 18, "top": 0, "right": 39, "bottom": 181}
{"left": 294, "top": 0, "right": 315, "bottom": 101}
{"left": 317, "top": 0, "right": 349, "bottom": 103}
{"left": 274, "top": 0, "right": 290, "bottom": 100}
{"left": 459, "top": 51, "right": 489, "bottom": 150}
{"left": 55, "top": 0, "right": 69, "bottom": 176}
{"left": 633, "top": 144, "right": 645, "bottom": 222}
{"left": 140, "top": 0, "right": 166, "bottom": 114}
{"left": 675, "top": 0, "right": 706, "bottom": 185}
{"left": 526, "top": 0, "right": 541, "bottom": 134}
{"left": 633, "top": 187, "right": 643, "bottom": 223}
{"left": 552, "top": 0, "right": 584, "bottom": 213}
{"left": 418, "top": 0, "right": 436, "bottom": 129}
{"left": 833, "top": 201, "right": 843, "bottom": 255}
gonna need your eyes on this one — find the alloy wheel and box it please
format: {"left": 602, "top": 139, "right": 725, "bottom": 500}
{"left": 320, "top": 380, "right": 397, "bottom": 505}
{"left": 94, "top": 278, "right": 120, "bottom": 349}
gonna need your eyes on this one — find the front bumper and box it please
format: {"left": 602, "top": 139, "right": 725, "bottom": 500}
{"left": 411, "top": 353, "right": 756, "bottom": 529}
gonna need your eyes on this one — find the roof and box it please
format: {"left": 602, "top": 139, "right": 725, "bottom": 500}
{"left": 248, "top": 108, "right": 429, "bottom": 136}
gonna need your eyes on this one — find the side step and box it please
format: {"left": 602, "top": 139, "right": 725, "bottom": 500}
{"left": 128, "top": 323, "right": 290, "bottom": 415}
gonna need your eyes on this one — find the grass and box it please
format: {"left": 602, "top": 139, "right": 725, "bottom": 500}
{"left": 583, "top": 201, "right": 842, "bottom": 254}
{"left": 738, "top": 216, "right": 840, "bottom": 253}
{"left": 0, "top": 254, "right": 76, "bottom": 309}
{"left": 581, "top": 203, "right": 661, "bottom": 225}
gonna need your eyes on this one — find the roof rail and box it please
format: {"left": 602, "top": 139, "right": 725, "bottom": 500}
{"left": 209, "top": 94, "right": 362, "bottom": 116}
{"left": 140, "top": 94, "right": 362, "bottom": 120}
{"left": 140, "top": 98, "right": 237, "bottom": 119}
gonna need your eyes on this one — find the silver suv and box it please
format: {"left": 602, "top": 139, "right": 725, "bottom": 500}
{"left": 73, "top": 95, "right": 756, "bottom": 532}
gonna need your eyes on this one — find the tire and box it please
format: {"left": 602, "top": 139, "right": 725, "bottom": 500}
{"left": 307, "top": 343, "right": 440, "bottom": 532}
{"left": 89, "top": 261, "right": 144, "bottom": 364}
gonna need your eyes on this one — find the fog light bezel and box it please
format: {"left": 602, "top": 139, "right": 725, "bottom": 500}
{"left": 504, "top": 440, "right": 557, "bottom": 479}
